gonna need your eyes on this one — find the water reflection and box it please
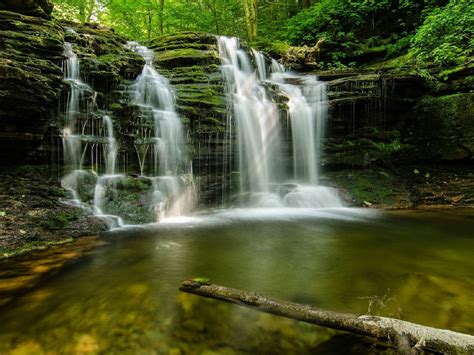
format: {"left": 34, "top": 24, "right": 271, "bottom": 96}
{"left": 0, "top": 209, "right": 472, "bottom": 353}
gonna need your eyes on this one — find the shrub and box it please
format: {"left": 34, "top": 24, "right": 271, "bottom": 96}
{"left": 410, "top": 0, "right": 474, "bottom": 66}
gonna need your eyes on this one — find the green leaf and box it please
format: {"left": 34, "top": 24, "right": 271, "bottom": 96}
{"left": 192, "top": 277, "right": 211, "bottom": 284}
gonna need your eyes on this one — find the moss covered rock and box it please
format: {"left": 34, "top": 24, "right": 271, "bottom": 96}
{"left": 62, "top": 21, "right": 145, "bottom": 92}
{"left": 147, "top": 32, "right": 226, "bottom": 134}
{"left": 410, "top": 93, "right": 474, "bottom": 161}
{"left": 0, "top": 0, "right": 53, "bottom": 19}
{"left": 0, "top": 10, "right": 64, "bottom": 162}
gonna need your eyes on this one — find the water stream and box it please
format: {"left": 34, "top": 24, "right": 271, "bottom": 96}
{"left": 217, "top": 36, "right": 341, "bottom": 208}
{"left": 60, "top": 42, "right": 194, "bottom": 227}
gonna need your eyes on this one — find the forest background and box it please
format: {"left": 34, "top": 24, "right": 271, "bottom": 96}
{"left": 52, "top": 0, "right": 473, "bottom": 69}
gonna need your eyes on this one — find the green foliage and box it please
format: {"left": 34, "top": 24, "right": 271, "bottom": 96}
{"left": 41, "top": 210, "right": 82, "bottom": 230}
{"left": 192, "top": 277, "right": 211, "bottom": 284}
{"left": 281, "top": 0, "right": 445, "bottom": 64}
{"left": 410, "top": 0, "right": 474, "bottom": 66}
{"left": 53, "top": 0, "right": 96, "bottom": 23}
{"left": 51, "top": 0, "right": 473, "bottom": 70}
{"left": 53, "top": 0, "right": 246, "bottom": 41}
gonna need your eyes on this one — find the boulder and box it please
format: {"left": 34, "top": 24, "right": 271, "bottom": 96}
{"left": 0, "top": 0, "right": 53, "bottom": 19}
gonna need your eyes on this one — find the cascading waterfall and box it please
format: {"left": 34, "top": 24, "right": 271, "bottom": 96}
{"left": 61, "top": 41, "right": 123, "bottom": 227}
{"left": 127, "top": 42, "right": 184, "bottom": 177}
{"left": 61, "top": 35, "right": 340, "bottom": 226}
{"left": 60, "top": 41, "right": 195, "bottom": 227}
{"left": 127, "top": 42, "right": 195, "bottom": 220}
{"left": 217, "top": 36, "right": 341, "bottom": 208}
{"left": 218, "top": 37, "right": 283, "bottom": 206}
{"left": 102, "top": 115, "right": 117, "bottom": 175}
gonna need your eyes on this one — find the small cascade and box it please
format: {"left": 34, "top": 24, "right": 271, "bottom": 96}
{"left": 272, "top": 74, "right": 327, "bottom": 184}
{"left": 61, "top": 42, "right": 123, "bottom": 227}
{"left": 60, "top": 41, "right": 195, "bottom": 227}
{"left": 102, "top": 115, "right": 117, "bottom": 175}
{"left": 217, "top": 36, "right": 341, "bottom": 208}
{"left": 127, "top": 41, "right": 195, "bottom": 220}
{"left": 127, "top": 42, "right": 184, "bottom": 177}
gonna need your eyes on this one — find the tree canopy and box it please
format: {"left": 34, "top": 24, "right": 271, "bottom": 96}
{"left": 52, "top": 0, "right": 474, "bottom": 68}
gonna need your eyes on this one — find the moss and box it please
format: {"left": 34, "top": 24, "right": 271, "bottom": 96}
{"left": 147, "top": 32, "right": 216, "bottom": 51}
{"left": 325, "top": 137, "right": 409, "bottom": 167}
{"left": 110, "top": 102, "right": 123, "bottom": 111}
{"left": 41, "top": 209, "right": 84, "bottom": 231}
{"left": 325, "top": 170, "right": 411, "bottom": 207}
{"left": 154, "top": 48, "right": 219, "bottom": 68}
{"left": 413, "top": 93, "right": 474, "bottom": 160}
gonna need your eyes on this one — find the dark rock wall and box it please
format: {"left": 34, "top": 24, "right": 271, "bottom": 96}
{"left": 0, "top": 10, "right": 64, "bottom": 163}
{"left": 0, "top": 0, "right": 53, "bottom": 19}
{"left": 319, "top": 68, "right": 473, "bottom": 207}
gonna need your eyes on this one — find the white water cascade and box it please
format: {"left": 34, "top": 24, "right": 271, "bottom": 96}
{"left": 126, "top": 42, "right": 195, "bottom": 220}
{"left": 127, "top": 42, "right": 185, "bottom": 177}
{"left": 218, "top": 37, "right": 283, "bottom": 202}
{"left": 60, "top": 41, "right": 194, "bottom": 227}
{"left": 217, "top": 36, "right": 341, "bottom": 208}
{"left": 61, "top": 42, "right": 123, "bottom": 227}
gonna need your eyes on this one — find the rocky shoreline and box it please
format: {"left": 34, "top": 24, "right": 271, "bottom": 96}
{"left": 0, "top": 165, "right": 107, "bottom": 258}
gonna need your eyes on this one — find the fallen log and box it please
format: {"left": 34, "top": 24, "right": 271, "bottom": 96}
{"left": 180, "top": 280, "right": 474, "bottom": 354}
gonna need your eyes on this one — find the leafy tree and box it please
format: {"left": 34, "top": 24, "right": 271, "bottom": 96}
{"left": 53, "top": 0, "right": 98, "bottom": 23}
{"left": 53, "top": 0, "right": 246, "bottom": 40}
{"left": 410, "top": 0, "right": 474, "bottom": 66}
{"left": 280, "top": 0, "right": 447, "bottom": 64}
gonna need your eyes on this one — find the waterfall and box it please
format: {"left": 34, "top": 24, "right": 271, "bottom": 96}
{"left": 127, "top": 42, "right": 184, "bottom": 176}
{"left": 103, "top": 115, "right": 117, "bottom": 175}
{"left": 217, "top": 36, "right": 341, "bottom": 208}
{"left": 218, "top": 37, "right": 283, "bottom": 204}
{"left": 61, "top": 42, "right": 123, "bottom": 227}
{"left": 127, "top": 42, "right": 195, "bottom": 220}
{"left": 60, "top": 42, "right": 195, "bottom": 227}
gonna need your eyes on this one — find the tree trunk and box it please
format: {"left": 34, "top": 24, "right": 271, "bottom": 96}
{"left": 159, "top": 0, "right": 164, "bottom": 36}
{"left": 180, "top": 281, "right": 474, "bottom": 354}
{"left": 85, "top": 0, "right": 95, "bottom": 23}
{"left": 79, "top": 0, "right": 86, "bottom": 24}
{"left": 250, "top": 0, "right": 257, "bottom": 40}
{"left": 146, "top": 11, "right": 152, "bottom": 41}
{"left": 243, "top": 0, "right": 257, "bottom": 41}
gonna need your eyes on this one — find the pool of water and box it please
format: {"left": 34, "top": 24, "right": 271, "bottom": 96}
{"left": 0, "top": 208, "right": 473, "bottom": 353}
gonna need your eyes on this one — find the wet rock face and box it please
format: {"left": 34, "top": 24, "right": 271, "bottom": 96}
{"left": 321, "top": 72, "right": 426, "bottom": 168}
{"left": 0, "top": 10, "right": 64, "bottom": 163}
{"left": 0, "top": 0, "right": 53, "bottom": 19}
{"left": 0, "top": 11, "right": 145, "bottom": 164}
{"left": 411, "top": 93, "right": 474, "bottom": 161}
{"left": 321, "top": 72, "right": 474, "bottom": 167}
{"left": 63, "top": 22, "right": 145, "bottom": 91}
{"left": 147, "top": 32, "right": 230, "bottom": 205}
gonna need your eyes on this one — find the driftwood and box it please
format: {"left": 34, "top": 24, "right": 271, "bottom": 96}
{"left": 180, "top": 280, "right": 474, "bottom": 354}
{"left": 283, "top": 37, "right": 325, "bottom": 65}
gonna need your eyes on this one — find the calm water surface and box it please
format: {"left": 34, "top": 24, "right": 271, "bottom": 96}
{"left": 0, "top": 208, "right": 473, "bottom": 354}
